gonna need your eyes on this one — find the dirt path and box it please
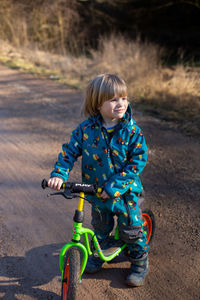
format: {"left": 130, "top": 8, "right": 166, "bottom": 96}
{"left": 0, "top": 65, "right": 199, "bottom": 300}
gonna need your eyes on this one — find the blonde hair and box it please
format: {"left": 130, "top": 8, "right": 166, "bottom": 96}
{"left": 83, "top": 74, "right": 128, "bottom": 117}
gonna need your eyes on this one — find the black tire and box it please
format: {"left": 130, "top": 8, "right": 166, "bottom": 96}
{"left": 61, "top": 247, "right": 80, "bottom": 300}
{"left": 142, "top": 209, "right": 155, "bottom": 245}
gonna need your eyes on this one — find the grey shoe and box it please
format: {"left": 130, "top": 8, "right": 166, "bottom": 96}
{"left": 85, "top": 255, "right": 104, "bottom": 274}
{"left": 125, "top": 253, "right": 149, "bottom": 287}
{"left": 85, "top": 237, "right": 124, "bottom": 273}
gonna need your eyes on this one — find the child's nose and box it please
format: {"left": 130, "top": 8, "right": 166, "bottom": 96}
{"left": 117, "top": 98, "right": 124, "bottom": 106}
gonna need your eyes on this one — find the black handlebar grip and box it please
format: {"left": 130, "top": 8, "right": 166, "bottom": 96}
{"left": 41, "top": 179, "right": 99, "bottom": 194}
{"left": 70, "top": 183, "right": 97, "bottom": 194}
{"left": 41, "top": 178, "right": 65, "bottom": 190}
{"left": 41, "top": 179, "right": 48, "bottom": 189}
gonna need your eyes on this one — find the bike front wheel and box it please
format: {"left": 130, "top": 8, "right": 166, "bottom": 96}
{"left": 61, "top": 247, "right": 80, "bottom": 300}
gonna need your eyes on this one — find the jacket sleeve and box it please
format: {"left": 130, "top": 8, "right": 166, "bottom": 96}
{"left": 104, "top": 127, "right": 148, "bottom": 198}
{"left": 50, "top": 124, "right": 83, "bottom": 182}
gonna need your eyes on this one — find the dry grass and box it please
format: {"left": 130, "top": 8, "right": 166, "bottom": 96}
{"left": 0, "top": 36, "right": 199, "bottom": 135}
{"left": 0, "top": 0, "right": 83, "bottom": 54}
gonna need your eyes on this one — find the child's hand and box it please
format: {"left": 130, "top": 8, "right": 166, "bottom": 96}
{"left": 48, "top": 177, "right": 64, "bottom": 191}
{"left": 101, "top": 190, "right": 110, "bottom": 199}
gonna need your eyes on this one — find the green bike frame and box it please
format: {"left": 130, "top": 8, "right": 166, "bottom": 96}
{"left": 59, "top": 191, "right": 127, "bottom": 282}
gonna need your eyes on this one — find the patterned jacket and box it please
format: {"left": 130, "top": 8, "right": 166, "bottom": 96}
{"left": 50, "top": 105, "right": 148, "bottom": 203}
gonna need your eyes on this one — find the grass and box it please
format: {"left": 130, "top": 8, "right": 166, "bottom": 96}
{"left": 0, "top": 37, "right": 199, "bottom": 136}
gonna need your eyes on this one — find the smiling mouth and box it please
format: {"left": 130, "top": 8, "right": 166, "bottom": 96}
{"left": 115, "top": 109, "right": 124, "bottom": 113}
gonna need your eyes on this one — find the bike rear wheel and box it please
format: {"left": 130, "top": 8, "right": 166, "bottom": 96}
{"left": 61, "top": 247, "right": 80, "bottom": 300}
{"left": 142, "top": 209, "right": 155, "bottom": 245}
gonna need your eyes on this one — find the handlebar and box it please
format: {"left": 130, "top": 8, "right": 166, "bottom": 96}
{"left": 41, "top": 179, "right": 102, "bottom": 195}
{"left": 41, "top": 178, "right": 67, "bottom": 190}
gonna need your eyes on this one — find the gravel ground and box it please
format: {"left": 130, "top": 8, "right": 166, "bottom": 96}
{"left": 0, "top": 65, "right": 199, "bottom": 300}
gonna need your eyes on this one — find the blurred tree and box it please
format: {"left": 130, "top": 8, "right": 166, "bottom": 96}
{"left": 0, "top": 0, "right": 199, "bottom": 54}
{"left": 77, "top": 0, "right": 200, "bottom": 54}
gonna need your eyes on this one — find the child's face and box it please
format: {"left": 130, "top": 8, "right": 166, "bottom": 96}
{"left": 99, "top": 95, "right": 128, "bottom": 123}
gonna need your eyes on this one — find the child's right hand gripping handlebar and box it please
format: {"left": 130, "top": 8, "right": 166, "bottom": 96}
{"left": 41, "top": 179, "right": 102, "bottom": 195}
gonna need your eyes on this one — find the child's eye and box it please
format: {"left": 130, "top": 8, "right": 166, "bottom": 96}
{"left": 111, "top": 98, "right": 117, "bottom": 102}
{"left": 122, "top": 97, "right": 127, "bottom": 101}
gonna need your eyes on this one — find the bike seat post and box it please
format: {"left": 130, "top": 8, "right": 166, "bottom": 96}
{"left": 72, "top": 192, "right": 85, "bottom": 243}
{"left": 73, "top": 192, "right": 85, "bottom": 225}
{"left": 78, "top": 192, "right": 84, "bottom": 212}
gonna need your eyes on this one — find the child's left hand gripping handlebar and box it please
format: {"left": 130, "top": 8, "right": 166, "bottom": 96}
{"left": 41, "top": 179, "right": 102, "bottom": 195}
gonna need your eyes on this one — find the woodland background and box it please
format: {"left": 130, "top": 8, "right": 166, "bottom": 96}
{"left": 0, "top": 0, "right": 199, "bottom": 134}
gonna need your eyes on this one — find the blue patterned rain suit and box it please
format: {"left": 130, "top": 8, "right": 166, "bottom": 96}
{"left": 51, "top": 105, "right": 149, "bottom": 255}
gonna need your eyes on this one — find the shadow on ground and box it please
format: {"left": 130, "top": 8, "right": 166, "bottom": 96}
{"left": 0, "top": 243, "right": 63, "bottom": 299}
